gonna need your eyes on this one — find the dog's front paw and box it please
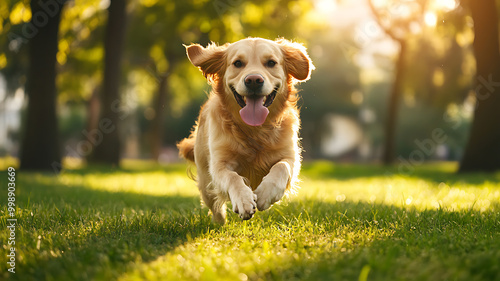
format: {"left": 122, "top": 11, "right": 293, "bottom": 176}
{"left": 230, "top": 187, "right": 257, "bottom": 220}
{"left": 254, "top": 180, "right": 286, "bottom": 211}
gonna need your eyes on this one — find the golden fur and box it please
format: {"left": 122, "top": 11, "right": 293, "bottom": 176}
{"left": 177, "top": 38, "right": 313, "bottom": 223}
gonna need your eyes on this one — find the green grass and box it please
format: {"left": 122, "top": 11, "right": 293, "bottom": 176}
{"left": 1, "top": 160, "right": 500, "bottom": 281}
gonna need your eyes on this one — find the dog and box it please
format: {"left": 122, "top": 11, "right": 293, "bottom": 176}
{"left": 177, "top": 38, "right": 313, "bottom": 224}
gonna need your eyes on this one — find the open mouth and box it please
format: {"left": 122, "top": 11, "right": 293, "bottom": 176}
{"left": 230, "top": 85, "right": 279, "bottom": 108}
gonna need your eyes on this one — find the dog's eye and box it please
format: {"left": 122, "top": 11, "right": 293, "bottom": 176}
{"left": 233, "top": 60, "right": 243, "bottom": 68}
{"left": 267, "top": 60, "right": 277, "bottom": 67}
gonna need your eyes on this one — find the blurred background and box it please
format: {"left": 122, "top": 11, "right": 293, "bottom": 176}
{"left": 1, "top": 0, "right": 499, "bottom": 172}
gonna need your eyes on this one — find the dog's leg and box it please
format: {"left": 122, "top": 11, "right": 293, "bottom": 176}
{"left": 197, "top": 170, "right": 227, "bottom": 224}
{"left": 254, "top": 160, "right": 294, "bottom": 211}
{"left": 210, "top": 161, "right": 257, "bottom": 220}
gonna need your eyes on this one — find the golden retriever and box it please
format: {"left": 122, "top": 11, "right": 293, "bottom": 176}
{"left": 177, "top": 38, "right": 313, "bottom": 224}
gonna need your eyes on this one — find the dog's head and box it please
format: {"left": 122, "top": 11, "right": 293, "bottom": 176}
{"left": 186, "top": 38, "right": 314, "bottom": 126}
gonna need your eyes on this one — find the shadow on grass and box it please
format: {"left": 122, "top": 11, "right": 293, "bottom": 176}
{"left": 10, "top": 171, "right": 217, "bottom": 281}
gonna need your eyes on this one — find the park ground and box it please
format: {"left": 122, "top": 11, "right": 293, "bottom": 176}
{"left": 1, "top": 159, "right": 500, "bottom": 280}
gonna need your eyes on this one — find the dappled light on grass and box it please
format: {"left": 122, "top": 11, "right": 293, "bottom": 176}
{"left": 114, "top": 162, "right": 499, "bottom": 280}
{"left": 2, "top": 161, "right": 499, "bottom": 281}
{"left": 301, "top": 161, "right": 500, "bottom": 212}
{"left": 117, "top": 210, "right": 395, "bottom": 281}
{"left": 300, "top": 176, "right": 499, "bottom": 212}
{"left": 55, "top": 164, "right": 199, "bottom": 198}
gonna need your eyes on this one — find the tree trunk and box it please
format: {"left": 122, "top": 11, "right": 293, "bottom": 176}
{"left": 382, "top": 40, "right": 406, "bottom": 165}
{"left": 88, "top": 0, "right": 127, "bottom": 166}
{"left": 84, "top": 88, "right": 101, "bottom": 153}
{"left": 459, "top": 0, "right": 500, "bottom": 172}
{"left": 148, "top": 75, "right": 169, "bottom": 162}
{"left": 20, "top": 0, "right": 66, "bottom": 171}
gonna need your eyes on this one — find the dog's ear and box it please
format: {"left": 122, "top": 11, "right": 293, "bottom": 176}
{"left": 185, "top": 43, "right": 226, "bottom": 82}
{"left": 277, "top": 39, "right": 314, "bottom": 82}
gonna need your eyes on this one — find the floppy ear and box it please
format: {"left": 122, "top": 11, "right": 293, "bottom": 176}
{"left": 277, "top": 39, "right": 314, "bottom": 81}
{"left": 185, "top": 43, "right": 226, "bottom": 82}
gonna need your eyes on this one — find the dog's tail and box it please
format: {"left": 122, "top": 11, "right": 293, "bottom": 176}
{"left": 177, "top": 133, "right": 196, "bottom": 162}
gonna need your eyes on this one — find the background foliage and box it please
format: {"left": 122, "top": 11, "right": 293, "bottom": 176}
{"left": 0, "top": 0, "right": 483, "bottom": 164}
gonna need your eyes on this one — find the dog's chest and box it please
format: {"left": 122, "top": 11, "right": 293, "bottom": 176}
{"left": 223, "top": 122, "right": 295, "bottom": 188}
{"left": 231, "top": 141, "right": 281, "bottom": 189}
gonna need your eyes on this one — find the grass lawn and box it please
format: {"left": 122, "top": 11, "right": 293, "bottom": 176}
{"left": 1, "top": 160, "right": 500, "bottom": 281}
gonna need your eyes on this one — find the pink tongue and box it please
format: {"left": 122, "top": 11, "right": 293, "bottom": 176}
{"left": 239, "top": 96, "right": 269, "bottom": 126}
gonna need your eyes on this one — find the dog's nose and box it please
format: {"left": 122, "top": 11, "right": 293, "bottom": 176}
{"left": 244, "top": 74, "right": 264, "bottom": 92}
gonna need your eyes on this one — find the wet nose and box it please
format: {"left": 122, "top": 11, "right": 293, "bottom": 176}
{"left": 244, "top": 74, "right": 264, "bottom": 92}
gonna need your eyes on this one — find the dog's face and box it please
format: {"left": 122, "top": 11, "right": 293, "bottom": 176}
{"left": 186, "top": 38, "right": 313, "bottom": 126}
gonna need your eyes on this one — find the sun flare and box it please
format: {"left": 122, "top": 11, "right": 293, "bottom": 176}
{"left": 372, "top": 0, "right": 457, "bottom": 12}
{"left": 424, "top": 11, "right": 437, "bottom": 27}
{"left": 432, "top": 0, "right": 457, "bottom": 11}
{"left": 315, "top": 0, "right": 338, "bottom": 16}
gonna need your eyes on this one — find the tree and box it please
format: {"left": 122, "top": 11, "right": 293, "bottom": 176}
{"left": 367, "top": 0, "right": 419, "bottom": 165}
{"left": 459, "top": 0, "right": 500, "bottom": 172}
{"left": 88, "top": 0, "right": 127, "bottom": 166}
{"left": 126, "top": 0, "right": 222, "bottom": 161}
{"left": 20, "top": 0, "right": 66, "bottom": 171}
{"left": 147, "top": 69, "right": 172, "bottom": 161}
{"left": 366, "top": 0, "right": 465, "bottom": 164}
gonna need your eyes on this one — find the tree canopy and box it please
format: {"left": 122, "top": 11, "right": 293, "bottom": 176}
{"left": 2, "top": 0, "right": 498, "bottom": 172}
